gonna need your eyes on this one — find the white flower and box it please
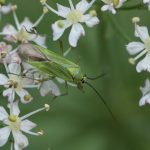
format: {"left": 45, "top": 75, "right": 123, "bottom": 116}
{"left": 139, "top": 79, "right": 150, "bottom": 106}
{"left": 0, "top": 101, "right": 50, "bottom": 149}
{"left": 36, "top": 74, "right": 61, "bottom": 97}
{"left": 0, "top": 63, "right": 37, "bottom": 103}
{"left": 5, "top": 51, "right": 22, "bottom": 64}
{"left": 0, "top": 4, "right": 12, "bottom": 18}
{"left": 126, "top": 21, "right": 150, "bottom": 72}
{"left": 0, "top": 8, "right": 46, "bottom": 46}
{"left": 143, "top": 0, "right": 150, "bottom": 10}
{"left": 101, "top": 0, "right": 126, "bottom": 14}
{"left": 43, "top": 0, "right": 99, "bottom": 47}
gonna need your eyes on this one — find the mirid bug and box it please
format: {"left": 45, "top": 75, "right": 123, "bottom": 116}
{"left": 17, "top": 43, "right": 116, "bottom": 120}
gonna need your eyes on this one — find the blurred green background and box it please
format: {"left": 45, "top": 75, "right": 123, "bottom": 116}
{"left": 1, "top": 0, "right": 150, "bottom": 150}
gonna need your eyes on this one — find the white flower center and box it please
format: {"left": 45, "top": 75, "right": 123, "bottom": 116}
{"left": 9, "top": 75, "right": 23, "bottom": 91}
{"left": 67, "top": 10, "right": 83, "bottom": 23}
{"left": 145, "top": 37, "right": 150, "bottom": 52}
{"left": 8, "top": 115, "right": 21, "bottom": 131}
{"left": 15, "top": 28, "right": 30, "bottom": 43}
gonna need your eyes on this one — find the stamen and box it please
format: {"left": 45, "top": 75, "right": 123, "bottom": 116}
{"left": 20, "top": 104, "right": 50, "bottom": 120}
{"left": 128, "top": 58, "right": 135, "bottom": 65}
{"left": 12, "top": 7, "right": 21, "bottom": 30}
{"left": 133, "top": 20, "right": 144, "bottom": 42}
{"left": 89, "top": 10, "right": 97, "bottom": 17}
{"left": 132, "top": 17, "right": 140, "bottom": 23}
{"left": 23, "top": 129, "right": 41, "bottom": 136}
{"left": 68, "top": 0, "right": 74, "bottom": 10}
{"left": 33, "top": 7, "right": 48, "bottom": 27}
{"left": 40, "top": 0, "right": 47, "bottom": 5}
{"left": 10, "top": 142, "right": 13, "bottom": 150}
{"left": 63, "top": 47, "right": 72, "bottom": 56}
{"left": 44, "top": 2, "right": 60, "bottom": 16}
{"left": 37, "top": 129, "right": 44, "bottom": 135}
{"left": 22, "top": 84, "right": 39, "bottom": 88}
{"left": 85, "top": 0, "right": 96, "bottom": 13}
{"left": 128, "top": 49, "right": 147, "bottom": 64}
{"left": 133, "top": 49, "right": 147, "bottom": 61}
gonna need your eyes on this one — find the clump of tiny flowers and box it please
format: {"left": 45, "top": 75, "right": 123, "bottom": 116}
{"left": 101, "top": 0, "right": 126, "bottom": 14}
{"left": 126, "top": 17, "right": 150, "bottom": 106}
{"left": 0, "top": 2, "right": 59, "bottom": 149}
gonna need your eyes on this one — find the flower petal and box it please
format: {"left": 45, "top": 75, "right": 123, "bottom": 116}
{"left": 0, "top": 24, "right": 17, "bottom": 35}
{"left": 144, "top": 0, "right": 150, "bottom": 3}
{"left": 0, "top": 127, "right": 11, "bottom": 147}
{"left": 139, "top": 93, "right": 150, "bottom": 106}
{"left": 32, "top": 35, "right": 46, "bottom": 47}
{"left": 21, "top": 119, "right": 37, "bottom": 132}
{"left": 57, "top": 4, "right": 71, "bottom": 18}
{"left": 69, "top": 23, "right": 85, "bottom": 47}
{"left": 101, "top": 5, "right": 110, "bottom": 11}
{"left": 8, "top": 101, "right": 20, "bottom": 116}
{"left": 5, "top": 52, "right": 21, "bottom": 64}
{"left": 20, "top": 17, "right": 33, "bottom": 31}
{"left": 0, "top": 74, "right": 8, "bottom": 85}
{"left": 136, "top": 53, "right": 150, "bottom": 72}
{"left": 52, "top": 20, "right": 69, "bottom": 41}
{"left": 40, "top": 80, "right": 61, "bottom": 96}
{"left": 0, "top": 4, "right": 12, "bottom": 14}
{"left": 126, "top": 42, "right": 145, "bottom": 55}
{"left": 135, "top": 25, "right": 150, "bottom": 42}
{"left": 0, "top": 107, "right": 8, "bottom": 121}
{"left": 116, "top": 0, "right": 126, "bottom": 8}
{"left": 13, "top": 131, "right": 29, "bottom": 149}
{"left": 85, "top": 16, "right": 100, "bottom": 28}
{"left": 76, "top": 0, "right": 89, "bottom": 13}
{"left": 16, "top": 89, "right": 32, "bottom": 104}
{"left": 8, "top": 63, "right": 21, "bottom": 75}
{"left": 140, "top": 79, "right": 150, "bottom": 95}
{"left": 3, "top": 88, "right": 15, "bottom": 102}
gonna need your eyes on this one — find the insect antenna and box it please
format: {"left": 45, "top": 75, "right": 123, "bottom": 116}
{"left": 85, "top": 81, "right": 116, "bottom": 121}
{"left": 86, "top": 73, "right": 107, "bottom": 80}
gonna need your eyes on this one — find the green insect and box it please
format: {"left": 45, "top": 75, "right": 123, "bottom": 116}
{"left": 18, "top": 43, "right": 115, "bottom": 120}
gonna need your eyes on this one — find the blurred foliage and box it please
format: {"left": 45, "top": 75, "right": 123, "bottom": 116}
{"left": 1, "top": 0, "right": 150, "bottom": 150}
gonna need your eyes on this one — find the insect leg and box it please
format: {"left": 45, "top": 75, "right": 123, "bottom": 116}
{"left": 50, "top": 81, "right": 68, "bottom": 104}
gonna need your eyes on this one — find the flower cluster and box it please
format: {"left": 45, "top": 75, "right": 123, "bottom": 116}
{"left": 1, "top": 0, "right": 150, "bottom": 149}
{"left": 126, "top": 17, "right": 150, "bottom": 106}
{"left": 0, "top": 3, "right": 54, "bottom": 150}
